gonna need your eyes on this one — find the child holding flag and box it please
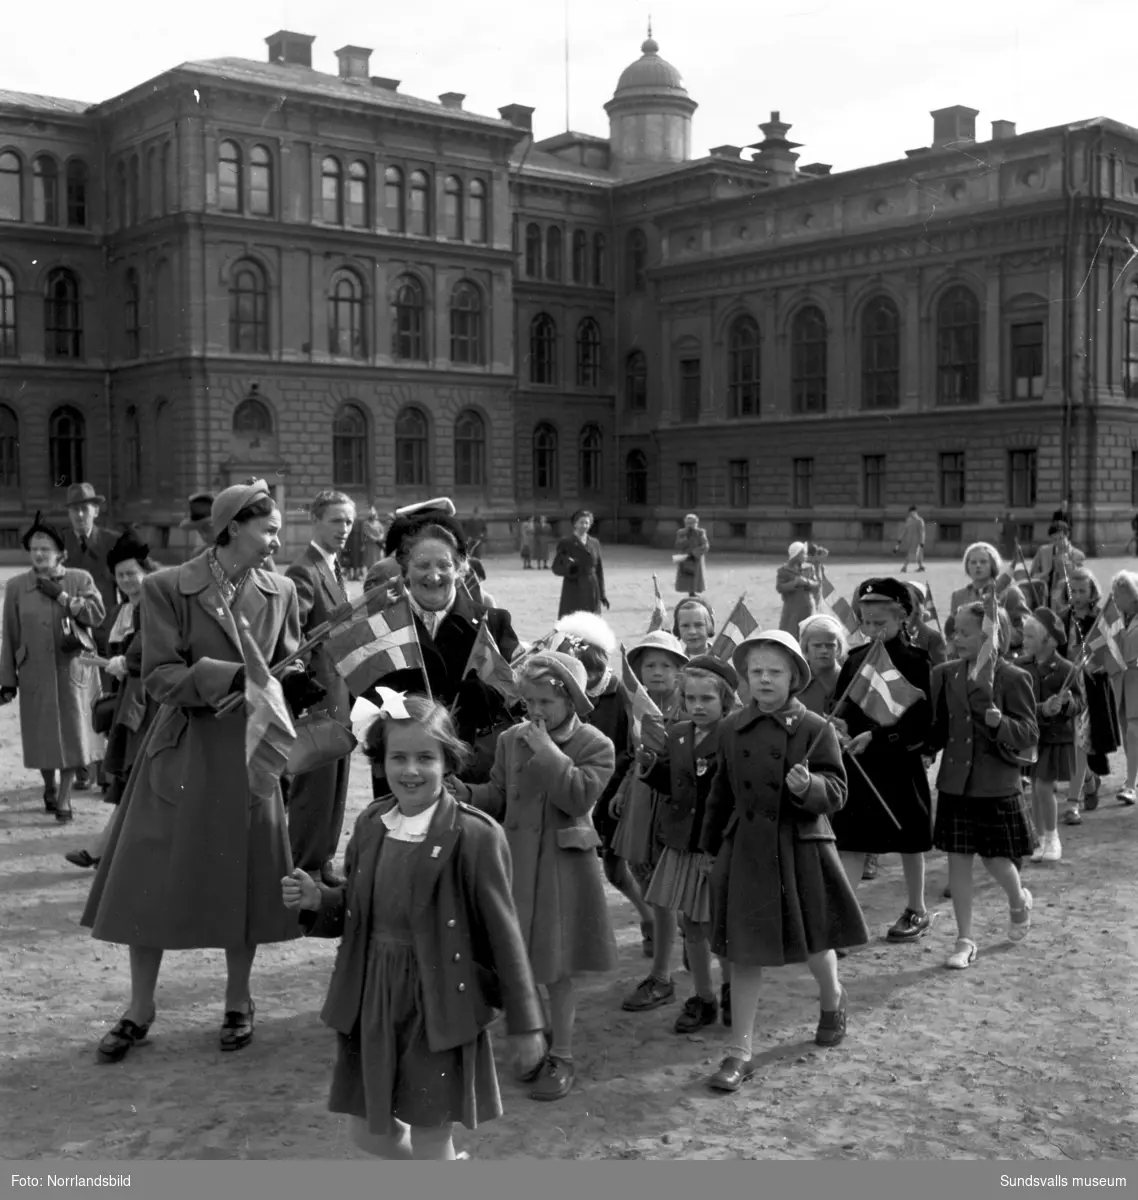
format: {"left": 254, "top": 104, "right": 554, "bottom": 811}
{"left": 928, "top": 603, "right": 1037, "bottom": 970}
{"left": 1108, "top": 571, "right": 1138, "bottom": 805}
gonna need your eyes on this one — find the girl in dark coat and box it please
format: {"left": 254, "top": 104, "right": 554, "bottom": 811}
{"left": 283, "top": 695, "right": 546, "bottom": 1159}
{"left": 699, "top": 630, "right": 868, "bottom": 1094}
{"left": 552, "top": 510, "right": 609, "bottom": 618}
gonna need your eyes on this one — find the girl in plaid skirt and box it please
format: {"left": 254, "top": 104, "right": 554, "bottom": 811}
{"left": 928, "top": 604, "right": 1038, "bottom": 970}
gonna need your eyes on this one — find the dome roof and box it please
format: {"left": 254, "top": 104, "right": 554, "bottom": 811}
{"left": 613, "top": 37, "right": 688, "bottom": 98}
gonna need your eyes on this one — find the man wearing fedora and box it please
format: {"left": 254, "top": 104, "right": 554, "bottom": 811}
{"left": 61, "top": 483, "right": 119, "bottom": 792}
{"left": 179, "top": 491, "right": 215, "bottom": 560}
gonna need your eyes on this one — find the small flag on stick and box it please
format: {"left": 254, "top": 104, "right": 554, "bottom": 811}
{"left": 617, "top": 645, "right": 667, "bottom": 753}
{"left": 647, "top": 574, "right": 668, "bottom": 633}
{"left": 463, "top": 619, "right": 519, "bottom": 702}
{"left": 846, "top": 639, "right": 925, "bottom": 727}
{"left": 1087, "top": 597, "right": 1127, "bottom": 675}
{"left": 710, "top": 594, "right": 758, "bottom": 662}
{"left": 326, "top": 596, "right": 425, "bottom": 695}
{"left": 237, "top": 615, "right": 296, "bottom": 800}
{"left": 969, "top": 587, "right": 1000, "bottom": 690}
{"left": 820, "top": 571, "right": 863, "bottom": 641}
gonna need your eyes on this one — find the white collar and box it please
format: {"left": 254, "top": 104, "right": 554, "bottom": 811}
{"left": 310, "top": 541, "right": 338, "bottom": 571}
{"left": 408, "top": 592, "right": 457, "bottom": 630}
{"left": 380, "top": 796, "right": 442, "bottom": 842}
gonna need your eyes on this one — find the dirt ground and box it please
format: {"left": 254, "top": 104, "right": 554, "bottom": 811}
{"left": 1, "top": 549, "right": 1136, "bottom": 1161}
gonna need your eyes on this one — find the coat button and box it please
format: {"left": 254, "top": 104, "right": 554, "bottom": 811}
{"left": 770, "top": 749, "right": 782, "bottom": 759}
{"left": 453, "top": 952, "right": 461, "bottom": 962}
{"left": 457, "top": 983, "right": 466, "bottom": 992}
{"left": 447, "top": 919, "right": 456, "bottom": 928}
{"left": 346, "top": 909, "right": 352, "bottom": 919}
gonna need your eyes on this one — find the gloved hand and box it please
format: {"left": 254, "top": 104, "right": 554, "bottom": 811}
{"left": 36, "top": 576, "right": 64, "bottom": 601}
{"left": 282, "top": 670, "right": 326, "bottom": 716}
{"left": 0, "top": 686, "right": 16, "bottom": 705}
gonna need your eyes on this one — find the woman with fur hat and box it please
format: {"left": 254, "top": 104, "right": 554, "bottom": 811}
{"left": 829, "top": 578, "right": 936, "bottom": 945}
{"left": 0, "top": 512, "right": 107, "bottom": 821}
{"left": 776, "top": 542, "right": 822, "bottom": 636}
{"left": 452, "top": 651, "right": 618, "bottom": 1102}
{"left": 64, "top": 530, "right": 160, "bottom": 870}
{"left": 698, "top": 630, "right": 868, "bottom": 1092}
{"left": 552, "top": 510, "right": 609, "bottom": 618}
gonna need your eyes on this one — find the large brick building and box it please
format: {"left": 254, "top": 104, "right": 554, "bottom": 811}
{"left": 2, "top": 29, "right": 1138, "bottom": 558}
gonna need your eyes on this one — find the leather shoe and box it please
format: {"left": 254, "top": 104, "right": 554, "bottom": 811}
{"left": 321, "top": 860, "right": 347, "bottom": 888}
{"left": 708, "top": 1054, "right": 756, "bottom": 1092}
{"left": 220, "top": 1000, "right": 255, "bottom": 1052}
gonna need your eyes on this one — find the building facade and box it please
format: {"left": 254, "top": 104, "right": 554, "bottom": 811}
{"left": 2, "top": 31, "right": 1138, "bottom": 558}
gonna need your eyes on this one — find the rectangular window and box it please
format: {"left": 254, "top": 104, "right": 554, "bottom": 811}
{"left": 939, "top": 451, "right": 966, "bottom": 507}
{"left": 678, "top": 461, "right": 698, "bottom": 509}
{"left": 678, "top": 358, "right": 701, "bottom": 422}
{"left": 1008, "top": 448, "right": 1038, "bottom": 508}
{"left": 1016, "top": 522, "right": 1035, "bottom": 552}
{"left": 1011, "top": 322, "right": 1044, "bottom": 400}
{"left": 792, "top": 457, "right": 814, "bottom": 508}
{"left": 729, "top": 459, "right": 749, "bottom": 509}
{"left": 790, "top": 520, "right": 813, "bottom": 543}
{"left": 939, "top": 522, "right": 963, "bottom": 543}
{"left": 728, "top": 521, "right": 746, "bottom": 539}
{"left": 861, "top": 520, "right": 884, "bottom": 541}
{"left": 862, "top": 454, "right": 886, "bottom": 508}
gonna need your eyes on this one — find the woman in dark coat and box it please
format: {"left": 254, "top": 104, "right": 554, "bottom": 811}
{"left": 81, "top": 479, "right": 316, "bottom": 1064}
{"left": 830, "top": 578, "right": 934, "bottom": 945}
{"left": 552, "top": 510, "right": 609, "bottom": 618}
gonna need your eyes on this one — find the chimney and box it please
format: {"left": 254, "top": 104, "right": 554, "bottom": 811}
{"left": 798, "top": 163, "right": 832, "bottom": 177}
{"left": 499, "top": 103, "right": 535, "bottom": 132}
{"left": 749, "top": 111, "right": 801, "bottom": 183}
{"left": 991, "top": 119, "right": 1016, "bottom": 142}
{"left": 265, "top": 30, "right": 315, "bottom": 68}
{"left": 370, "top": 77, "right": 401, "bottom": 92}
{"left": 905, "top": 147, "right": 931, "bottom": 158}
{"left": 439, "top": 92, "right": 466, "bottom": 111}
{"left": 930, "top": 105, "right": 979, "bottom": 150}
{"left": 335, "top": 46, "right": 372, "bottom": 81}
{"left": 709, "top": 144, "right": 742, "bottom": 158}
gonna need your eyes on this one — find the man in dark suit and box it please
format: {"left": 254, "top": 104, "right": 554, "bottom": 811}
{"left": 285, "top": 490, "right": 356, "bottom": 887}
{"left": 61, "top": 482, "right": 119, "bottom": 791}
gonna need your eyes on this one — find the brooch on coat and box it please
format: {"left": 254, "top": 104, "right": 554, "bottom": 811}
{"left": 695, "top": 757, "right": 709, "bottom": 777}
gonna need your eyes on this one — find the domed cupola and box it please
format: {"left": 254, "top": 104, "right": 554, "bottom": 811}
{"left": 605, "top": 27, "right": 697, "bottom": 173}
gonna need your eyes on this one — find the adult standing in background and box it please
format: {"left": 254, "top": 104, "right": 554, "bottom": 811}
{"left": 673, "top": 514, "right": 709, "bottom": 597}
{"left": 179, "top": 492, "right": 216, "bottom": 561}
{"left": 284, "top": 490, "right": 356, "bottom": 889}
{"left": 776, "top": 542, "right": 821, "bottom": 636}
{"left": 1030, "top": 520, "right": 1085, "bottom": 612}
{"left": 534, "top": 516, "right": 551, "bottom": 570}
{"left": 360, "top": 507, "right": 385, "bottom": 577}
{"left": 553, "top": 510, "right": 609, "bottom": 618}
{"left": 894, "top": 505, "right": 926, "bottom": 573}
{"left": 997, "top": 511, "right": 1017, "bottom": 563}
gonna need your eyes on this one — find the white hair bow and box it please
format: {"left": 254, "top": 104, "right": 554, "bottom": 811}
{"left": 375, "top": 687, "right": 411, "bottom": 720}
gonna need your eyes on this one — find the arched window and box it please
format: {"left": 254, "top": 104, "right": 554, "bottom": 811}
{"left": 466, "top": 179, "right": 487, "bottom": 244}
{"left": 408, "top": 170, "right": 430, "bottom": 235}
{"left": 384, "top": 166, "right": 405, "bottom": 233}
{"left": 44, "top": 268, "right": 82, "bottom": 359}
{"left": 1125, "top": 293, "right": 1138, "bottom": 399}
{"left": 233, "top": 396, "right": 273, "bottom": 435}
{"left": 229, "top": 260, "right": 269, "bottom": 354}
{"left": 66, "top": 160, "right": 88, "bottom": 227}
{"left": 322, "top": 156, "right": 343, "bottom": 224}
{"left": 625, "top": 349, "right": 647, "bottom": 410}
{"left": 395, "top": 406, "right": 429, "bottom": 487}
{"left": 444, "top": 175, "right": 463, "bottom": 240}
{"left": 0, "top": 404, "right": 18, "bottom": 490}
{"left": 218, "top": 140, "right": 241, "bottom": 213}
{"left": 576, "top": 318, "right": 601, "bottom": 388}
{"left": 545, "top": 226, "right": 562, "bottom": 282}
{"left": 0, "top": 152, "right": 22, "bottom": 222}
{"left": 123, "top": 405, "right": 142, "bottom": 495}
{"left": 727, "top": 315, "right": 761, "bottom": 417}
{"left": 525, "top": 223, "right": 542, "bottom": 278}
{"left": 592, "top": 232, "right": 606, "bottom": 286}
{"left": 532, "top": 423, "right": 558, "bottom": 497}
{"left": 571, "top": 230, "right": 587, "bottom": 284}
{"left": 790, "top": 305, "right": 827, "bottom": 414}
{"left": 454, "top": 409, "right": 486, "bottom": 488}
{"left": 578, "top": 424, "right": 602, "bottom": 493}
{"left": 391, "top": 274, "right": 425, "bottom": 361}
{"left": 862, "top": 295, "right": 901, "bottom": 409}
{"left": 124, "top": 268, "right": 140, "bottom": 358}
{"left": 328, "top": 270, "right": 366, "bottom": 359}
{"left": 347, "top": 160, "right": 369, "bottom": 228}
{"left": 128, "top": 155, "right": 140, "bottom": 226}
{"left": 626, "top": 228, "right": 647, "bottom": 292}
{"left": 0, "top": 266, "right": 16, "bottom": 357}
{"left": 32, "top": 156, "right": 58, "bottom": 225}
{"left": 154, "top": 398, "right": 175, "bottom": 494}
{"left": 529, "top": 313, "right": 557, "bottom": 385}
{"left": 625, "top": 448, "right": 648, "bottom": 506}
{"left": 250, "top": 145, "right": 273, "bottom": 216}
{"left": 936, "top": 285, "right": 980, "bottom": 405}
{"left": 48, "top": 405, "right": 85, "bottom": 487}
{"left": 332, "top": 402, "right": 369, "bottom": 488}
{"left": 449, "top": 281, "right": 484, "bottom": 365}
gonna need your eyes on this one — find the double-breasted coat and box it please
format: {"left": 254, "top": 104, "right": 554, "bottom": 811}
{"left": 699, "top": 700, "right": 868, "bottom": 967}
{"left": 643, "top": 720, "right": 721, "bottom": 854}
{"left": 465, "top": 717, "right": 618, "bottom": 983}
{"left": 552, "top": 536, "right": 607, "bottom": 617}
{"left": 673, "top": 527, "right": 709, "bottom": 595}
{"left": 81, "top": 555, "right": 303, "bottom": 949}
{"left": 62, "top": 525, "right": 119, "bottom": 647}
{"left": 0, "top": 568, "right": 106, "bottom": 769}
{"left": 284, "top": 544, "right": 353, "bottom": 872}
{"left": 829, "top": 635, "right": 934, "bottom": 855}
{"left": 303, "top": 792, "right": 545, "bottom": 1051}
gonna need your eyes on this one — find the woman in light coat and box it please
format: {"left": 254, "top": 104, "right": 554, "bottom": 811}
{"left": 0, "top": 511, "right": 106, "bottom": 821}
{"left": 673, "top": 514, "right": 709, "bottom": 596}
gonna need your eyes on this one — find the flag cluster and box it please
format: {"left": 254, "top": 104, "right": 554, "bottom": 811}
{"left": 237, "top": 615, "right": 296, "bottom": 800}
{"left": 846, "top": 639, "right": 925, "bottom": 726}
{"left": 647, "top": 574, "right": 668, "bottom": 633}
{"left": 710, "top": 595, "right": 758, "bottom": 663}
{"left": 617, "top": 646, "right": 667, "bottom": 753}
{"left": 326, "top": 595, "right": 424, "bottom": 695}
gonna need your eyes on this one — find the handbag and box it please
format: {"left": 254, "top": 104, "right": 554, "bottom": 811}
{"left": 60, "top": 615, "right": 96, "bottom": 656}
{"left": 285, "top": 712, "right": 358, "bottom": 778}
{"left": 91, "top": 692, "right": 118, "bottom": 735}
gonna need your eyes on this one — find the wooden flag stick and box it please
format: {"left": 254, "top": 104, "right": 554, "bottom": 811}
{"left": 1014, "top": 540, "right": 1037, "bottom": 607}
{"left": 843, "top": 751, "right": 903, "bottom": 831}
{"left": 409, "top": 610, "right": 434, "bottom": 702}
{"left": 799, "top": 654, "right": 871, "bottom": 763}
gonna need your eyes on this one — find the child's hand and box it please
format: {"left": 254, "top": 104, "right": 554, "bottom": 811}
{"left": 1041, "top": 696, "right": 1062, "bottom": 717}
{"left": 281, "top": 868, "right": 322, "bottom": 911}
{"left": 634, "top": 746, "right": 657, "bottom": 770}
{"left": 831, "top": 717, "right": 849, "bottom": 737}
{"left": 845, "top": 731, "right": 873, "bottom": 756}
{"left": 520, "top": 717, "right": 556, "bottom": 753}
{"left": 448, "top": 776, "right": 471, "bottom": 803}
{"left": 105, "top": 655, "right": 128, "bottom": 681}
{"left": 786, "top": 763, "right": 811, "bottom": 796}
{"left": 509, "top": 1031, "right": 548, "bottom": 1078}
{"left": 984, "top": 706, "right": 1003, "bottom": 728}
